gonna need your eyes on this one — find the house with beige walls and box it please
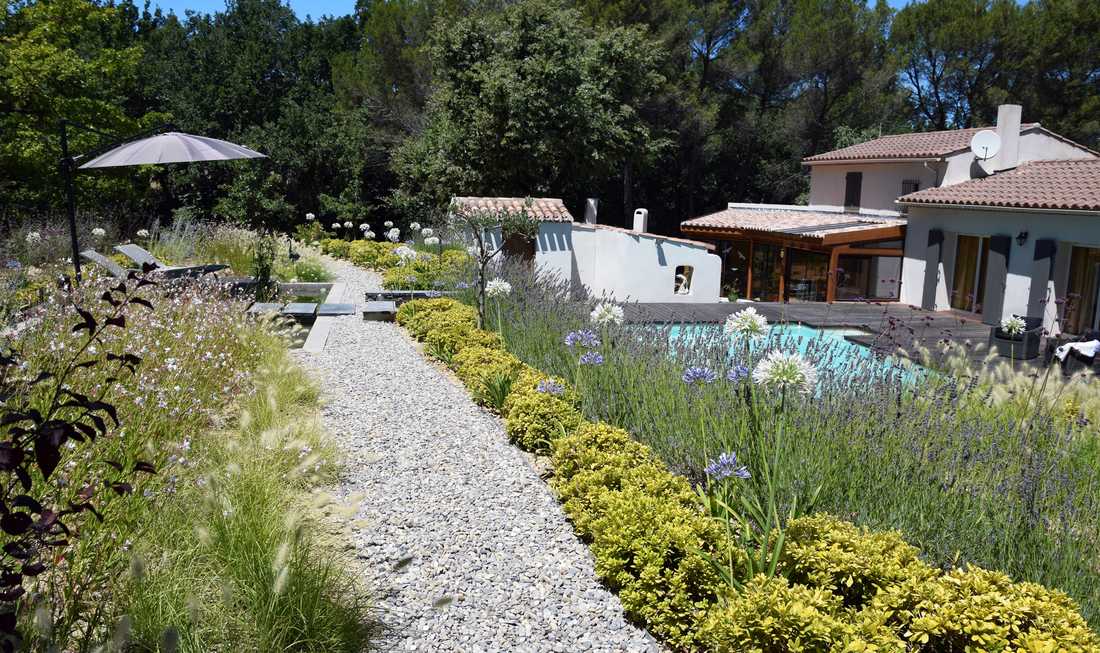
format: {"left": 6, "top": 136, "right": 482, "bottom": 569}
{"left": 682, "top": 104, "right": 1098, "bottom": 313}
{"left": 451, "top": 196, "right": 722, "bottom": 303}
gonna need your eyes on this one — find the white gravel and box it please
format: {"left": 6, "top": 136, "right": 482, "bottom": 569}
{"left": 296, "top": 257, "right": 659, "bottom": 652}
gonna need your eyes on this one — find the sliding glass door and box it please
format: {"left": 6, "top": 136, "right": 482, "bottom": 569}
{"left": 950, "top": 235, "right": 990, "bottom": 314}
{"left": 1065, "top": 246, "right": 1100, "bottom": 334}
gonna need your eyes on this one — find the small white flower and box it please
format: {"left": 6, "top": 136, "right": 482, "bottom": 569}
{"left": 590, "top": 302, "right": 624, "bottom": 326}
{"left": 752, "top": 350, "right": 817, "bottom": 395}
{"left": 724, "top": 306, "right": 769, "bottom": 339}
{"left": 424, "top": 236, "right": 440, "bottom": 246}
{"left": 364, "top": 231, "right": 375, "bottom": 239}
{"left": 394, "top": 245, "right": 417, "bottom": 262}
{"left": 136, "top": 228, "right": 150, "bottom": 238}
{"left": 343, "top": 221, "right": 353, "bottom": 229}
{"left": 91, "top": 227, "right": 106, "bottom": 238}
{"left": 486, "top": 279, "right": 512, "bottom": 298}
{"left": 384, "top": 221, "right": 394, "bottom": 228}
{"left": 25, "top": 231, "right": 41, "bottom": 245}
{"left": 331, "top": 222, "right": 341, "bottom": 229}
{"left": 466, "top": 245, "right": 479, "bottom": 258}
{"left": 1000, "top": 315, "right": 1026, "bottom": 336}
{"left": 305, "top": 212, "right": 316, "bottom": 221}
{"left": 359, "top": 223, "right": 370, "bottom": 231}
{"left": 409, "top": 222, "right": 421, "bottom": 232}
{"left": 421, "top": 228, "right": 434, "bottom": 238}
{"left": 386, "top": 228, "right": 400, "bottom": 243}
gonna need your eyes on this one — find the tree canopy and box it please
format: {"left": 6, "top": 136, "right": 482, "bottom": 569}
{"left": 1, "top": 0, "right": 1097, "bottom": 234}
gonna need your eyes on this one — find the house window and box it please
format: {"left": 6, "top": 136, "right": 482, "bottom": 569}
{"left": 674, "top": 265, "right": 694, "bottom": 295}
{"left": 901, "top": 179, "right": 920, "bottom": 196}
{"left": 844, "top": 172, "right": 862, "bottom": 210}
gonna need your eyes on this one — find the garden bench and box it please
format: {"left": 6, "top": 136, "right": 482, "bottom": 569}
{"left": 79, "top": 249, "right": 131, "bottom": 280}
{"left": 362, "top": 301, "right": 397, "bottom": 322}
{"left": 364, "top": 290, "right": 453, "bottom": 305}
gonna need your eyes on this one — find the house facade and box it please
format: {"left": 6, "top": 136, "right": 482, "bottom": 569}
{"left": 682, "top": 104, "right": 1098, "bottom": 314}
{"left": 451, "top": 197, "right": 722, "bottom": 303}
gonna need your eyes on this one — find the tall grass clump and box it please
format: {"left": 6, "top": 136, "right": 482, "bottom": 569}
{"left": 481, "top": 260, "right": 1100, "bottom": 624}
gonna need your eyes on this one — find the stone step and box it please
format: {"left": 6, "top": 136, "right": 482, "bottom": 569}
{"left": 364, "top": 290, "right": 453, "bottom": 306}
{"left": 363, "top": 301, "right": 398, "bottom": 322}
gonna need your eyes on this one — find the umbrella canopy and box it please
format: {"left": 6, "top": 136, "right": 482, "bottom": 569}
{"left": 78, "top": 131, "right": 265, "bottom": 169}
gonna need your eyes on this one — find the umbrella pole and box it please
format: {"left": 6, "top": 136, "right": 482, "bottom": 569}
{"left": 59, "top": 121, "right": 82, "bottom": 285}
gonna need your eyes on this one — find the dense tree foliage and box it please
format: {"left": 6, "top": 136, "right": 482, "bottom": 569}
{"left": 1, "top": 0, "right": 1097, "bottom": 234}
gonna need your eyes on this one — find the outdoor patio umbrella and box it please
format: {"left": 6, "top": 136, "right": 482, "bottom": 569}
{"left": 59, "top": 122, "right": 267, "bottom": 282}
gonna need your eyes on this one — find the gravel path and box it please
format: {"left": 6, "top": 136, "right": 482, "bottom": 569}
{"left": 296, "top": 258, "right": 659, "bottom": 652}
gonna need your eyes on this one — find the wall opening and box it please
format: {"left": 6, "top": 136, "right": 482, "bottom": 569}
{"left": 674, "top": 265, "right": 694, "bottom": 295}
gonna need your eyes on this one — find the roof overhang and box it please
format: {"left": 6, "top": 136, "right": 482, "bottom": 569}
{"left": 896, "top": 200, "right": 1100, "bottom": 216}
{"left": 802, "top": 157, "right": 944, "bottom": 166}
{"left": 681, "top": 223, "right": 906, "bottom": 247}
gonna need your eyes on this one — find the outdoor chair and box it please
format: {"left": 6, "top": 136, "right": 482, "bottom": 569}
{"left": 79, "top": 249, "right": 131, "bottom": 280}
{"left": 1053, "top": 328, "right": 1100, "bottom": 376}
{"left": 989, "top": 316, "right": 1042, "bottom": 360}
{"left": 113, "top": 243, "right": 228, "bottom": 279}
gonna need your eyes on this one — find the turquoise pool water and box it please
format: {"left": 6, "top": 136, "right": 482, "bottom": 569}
{"left": 666, "top": 321, "right": 919, "bottom": 384}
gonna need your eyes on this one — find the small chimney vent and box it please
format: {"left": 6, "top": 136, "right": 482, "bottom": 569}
{"left": 632, "top": 208, "right": 648, "bottom": 233}
{"left": 585, "top": 198, "right": 598, "bottom": 224}
{"left": 995, "top": 104, "right": 1022, "bottom": 171}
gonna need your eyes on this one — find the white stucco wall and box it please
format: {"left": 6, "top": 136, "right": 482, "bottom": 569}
{"left": 808, "top": 162, "right": 940, "bottom": 213}
{"left": 486, "top": 222, "right": 722, "bottom": 303}
{"left": 900, "top": 205, "right": 1100, "bottom": 330}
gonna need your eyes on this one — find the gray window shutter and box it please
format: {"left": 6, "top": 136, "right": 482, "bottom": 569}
{"left": 1027, "top": 239, "right": 1058, "bottom": 320}
{"left": 981, "top": 235, "right": 1011, "bottom": 325}
{"left": 922, "top": 229, "right": 943, "bottom": 310}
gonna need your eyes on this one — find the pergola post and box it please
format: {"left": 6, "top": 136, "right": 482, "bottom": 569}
{"left": 826, "top": 247, "right": 841, "bottom": 303}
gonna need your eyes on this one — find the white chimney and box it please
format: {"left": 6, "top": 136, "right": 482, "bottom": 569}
{"left": 584, "top": 198, "right": 598, "bottom": 224}
{"left": 995, "top": 104, "right": 1022, "bottom": 171}
{"left": 632, "top": 208, "right": 648, "bottom": 233}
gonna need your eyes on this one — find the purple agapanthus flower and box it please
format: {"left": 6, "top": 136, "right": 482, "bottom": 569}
{"left": 705, "top": 452, "right": 751, "bottom": 482}
{"left": 579, "top": 351, "right": 604, "bottom": 366}
{"left": 726, "top": 365, "right": 750, "bottom": 382}
{"left": 455, "top": 281, "right": 470, "bottom": 290}
{"left": 564, "top": 329, "right": 601, "bottom": 349}
{"left": 4, "top": 260, "right": 21, "bottom": 270}
{"left": 682, "top": 366, "right": 718, "bottom": 385}
{"left": 536, "top": 379, "right": 566, "bottom": 396}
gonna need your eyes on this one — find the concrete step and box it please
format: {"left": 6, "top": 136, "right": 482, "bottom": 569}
{"left": 363, "top": 301, "right": 398, "bottom": 322}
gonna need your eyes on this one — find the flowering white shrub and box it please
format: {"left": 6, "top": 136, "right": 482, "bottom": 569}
{"left": 590, "top": 302, "right": 624, "bottom": 326}
{"left": 752, "top": 350, "right": 817, "bottom": 395}
{"left": 1000, "top": 315, "right": 1026, "bottom": 336}
{"left": 424, "top": 236, "right": 440, "bottom": 246}
{"left": 724, "top": 306, "right": 768, "bottom": 339}
{"left": 485, "top": 279, "right": 513, "bottom": 298}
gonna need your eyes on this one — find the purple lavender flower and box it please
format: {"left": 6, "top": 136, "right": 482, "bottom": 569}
{"left": 682, "top": 366, "right": 718, "bottom": 385}
{"left": 536, "top": 379, "right": 566, "bottom": 396}
{"left": 579, "top": 351, "right": 604, "bottom": 366}
{"left": 726, "top": 365, "right": 750, "bottom": 382}
{"left": 455, "top": 281, "right": 470, "bottom": 290}
{"left": 564, "top": 329, "right": 601, "bottom": 349}
{"left": 705, "top": 452, "right": 751, "bottom": 482}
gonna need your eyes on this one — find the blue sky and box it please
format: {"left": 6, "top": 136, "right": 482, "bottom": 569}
{"left": 154, "top": 0, "right": 912, "bottom": 21}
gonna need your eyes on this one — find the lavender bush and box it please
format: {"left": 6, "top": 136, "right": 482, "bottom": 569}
{"left": 478, "top": 260, "right": 1100, "bottom": 623}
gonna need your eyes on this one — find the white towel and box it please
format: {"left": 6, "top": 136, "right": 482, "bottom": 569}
{"left": 1055, "top": 340, "right": 1100, "bottom": 362}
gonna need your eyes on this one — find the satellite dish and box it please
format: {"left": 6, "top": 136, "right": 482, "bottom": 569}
{"left": 970, "top": 130, "right": 1001, "bottom": 161}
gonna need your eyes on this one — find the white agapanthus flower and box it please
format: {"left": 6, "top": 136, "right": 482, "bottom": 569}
{"left": 332, "top": 222, "right": 342, "bottom": 229}
{"left": 91, "top": 227, "right": 106, "bottom": 238}
{"left": 752, "top": 350, "right": 817, "bottom": 395}
{"left": 485, "top": 279, "right": 512, "bottom": 298}
{"left": 421, "top": 227, "right": 434, "bottom": 238}
{"left": 467, "top": 245, "right": 479, "bottom": 258}
{"left": 384, "top": 221, "right": 394, "bottom": 228}
{"left": 1000, "top": 315, "right": 1026, "bottom": 336}
{"left": 364, "top": 231, "right": 376, "bottom": 239}
{"left": 409, "top": 222, "right": 421, "bottom": 232}
{"left": 136, "top": 229, "right": 150, "bottom": 238}
{"left": 394, "top": 245, "right": 417, "bottom": 263}
{"left": 386, "top": 228, "right": 401, "bottom": 243}
{"left": 590, "top": 302, "right": 624, "bottom": 326}
{"left": 25, "top": 231, "right": 41, "bottom": 245}
{"left": 424, "top": 236, "right": 440, "bottom": 246}
{"left": 724, "top": 306, "right": 769, "bottom": 339}
{"left": 359, "top": 223, "right": 370, "bottom": 231}
{"left": 343, "top": 221, "right": 353, "bottom": 229}
{"left": 305, "top": 212, "right": 316, "bottom": 221}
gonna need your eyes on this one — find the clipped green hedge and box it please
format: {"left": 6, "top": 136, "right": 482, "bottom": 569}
{"left": 391, "top": 297, "right": 1100, "bottom": 653}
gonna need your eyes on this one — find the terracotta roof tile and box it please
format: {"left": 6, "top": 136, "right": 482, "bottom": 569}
{"left": 681, "top": 208, "right": 905, "bottom": 239}
{"left": 451, "top": 197, "right": 573, "bottom": 222}
{"left": 803, "top": 124, "right": 1043, "bottom": 162}
{"left": 898, "top": 159, "right": 1100, "bottom": 211}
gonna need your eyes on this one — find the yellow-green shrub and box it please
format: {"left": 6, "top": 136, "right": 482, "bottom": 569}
{"left": 871, "top": 566, "right": 1100, "bottom": 652}
{"left": 319, "top": 238, "right": 350, "bottom": 258}
{"left": 698, "top": 576, "right": 905, "bottom": 653}
{"left": 397, "top": 298, "right": 477, "bottom": 339}
{"left": 504, "top": 387, "right": 584, "bottom": 452}
{"left": 781, "top": 514, "right": 936, "bottom": 609}
{"left": 586, "top": 483, "right": 730, "bottom": 649}
{"left": 379, "top": 248, "right": 470, "bottom": 290}
{"left": 503, "top": 365, "right": 577, "bottom": 413}
{"left": 452, "top": 345, "right": 524, "bottom": 390}
{"left": 348, "top": 240, "right": 398, "bottom": 269}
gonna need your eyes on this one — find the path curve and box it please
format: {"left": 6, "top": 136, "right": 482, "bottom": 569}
{"left": 297, "top": 258, "right": 659, "bottom": 652}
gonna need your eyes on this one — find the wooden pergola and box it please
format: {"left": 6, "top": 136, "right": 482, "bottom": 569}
{"left": 681, "top": 219, "right": 905, "bottom": 303}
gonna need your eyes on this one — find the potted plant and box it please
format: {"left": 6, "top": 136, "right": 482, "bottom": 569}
{"left": 990, "top": 315, "right": 1042, "bottom": 360}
